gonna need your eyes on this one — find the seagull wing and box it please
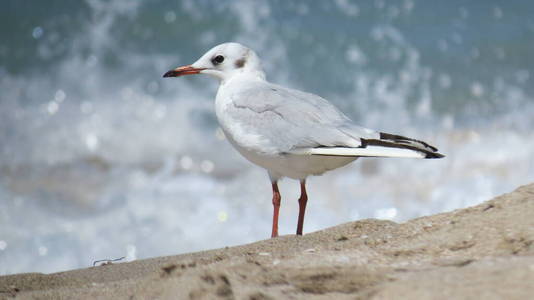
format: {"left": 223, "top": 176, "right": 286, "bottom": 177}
{"left": 226, "top": 81, "right": 443, "bottom": 159}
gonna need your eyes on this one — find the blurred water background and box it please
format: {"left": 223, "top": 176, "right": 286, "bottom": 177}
{"left": 1, "top": 0, "right": 533, "bottom": 275}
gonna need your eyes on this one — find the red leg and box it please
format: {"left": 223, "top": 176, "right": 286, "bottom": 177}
{"left": 296, "top": 179, "right": 308, "bottom": 236}
{"left": 271, "top": 181, "right": 281, "bottom": 238}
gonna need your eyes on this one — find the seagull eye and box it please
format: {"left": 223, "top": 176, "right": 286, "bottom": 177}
{"left": 212, "top": 55, "right": 225, "bottom": 65}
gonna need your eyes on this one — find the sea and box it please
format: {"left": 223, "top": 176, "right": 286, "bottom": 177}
{"left": 1, "top": 0, "right": 533, "bottom": 275}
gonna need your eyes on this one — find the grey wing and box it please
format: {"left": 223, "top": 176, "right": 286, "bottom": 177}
{"left": 228, "top": 82, "right": 378, "bottom": 154}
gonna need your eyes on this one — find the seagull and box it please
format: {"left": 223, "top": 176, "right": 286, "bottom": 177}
{"left": 163, "top": 42, "right": 443, "bottom": 238}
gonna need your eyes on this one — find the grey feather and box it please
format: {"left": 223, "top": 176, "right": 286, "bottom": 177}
{"left": 227, "top": 81, "right": 379, "bottom": 153}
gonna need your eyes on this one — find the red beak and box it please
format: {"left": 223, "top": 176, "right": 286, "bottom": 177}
{"left": 162, "top": 65, "right": 205, "bottom": 78}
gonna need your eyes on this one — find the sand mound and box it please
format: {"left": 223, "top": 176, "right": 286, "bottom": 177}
{"left": 2, "top": 183, "right": 533, "bottom": 299}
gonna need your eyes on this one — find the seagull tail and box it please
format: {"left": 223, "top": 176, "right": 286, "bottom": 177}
{"left": 291, "top": 132, "right": 444, "bottom": 159}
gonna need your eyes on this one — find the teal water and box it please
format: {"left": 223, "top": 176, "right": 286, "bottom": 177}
{"left": 1, "top": 0, "right": 533, "bottom": 275}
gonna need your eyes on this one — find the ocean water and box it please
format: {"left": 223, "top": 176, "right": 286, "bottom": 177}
{"left": 1, "top": 0, "right": 533, "bottom": 275}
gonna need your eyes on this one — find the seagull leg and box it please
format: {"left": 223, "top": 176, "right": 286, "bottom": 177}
{"left": 296, "top": 179, "right": 308, "bottom": 235}
{"left": 271, "top": 181, "right": 281, "bottom": 238}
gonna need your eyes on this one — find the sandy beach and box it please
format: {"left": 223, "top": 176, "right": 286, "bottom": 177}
{"left": 1, "top": 183, "right": 533, "bottom": 299}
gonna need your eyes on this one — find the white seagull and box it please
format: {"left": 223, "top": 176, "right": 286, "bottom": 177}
{"left": 164, "top": 42, "right": 443, "bottom": 238}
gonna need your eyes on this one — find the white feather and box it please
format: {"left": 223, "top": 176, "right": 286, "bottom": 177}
{"left": 290, "top": 146, "right": 426, "bottom": 159}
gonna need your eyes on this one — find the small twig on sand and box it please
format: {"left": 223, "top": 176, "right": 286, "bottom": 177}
{"left": 93, "top": 256, "right": 126, "bottom": 266}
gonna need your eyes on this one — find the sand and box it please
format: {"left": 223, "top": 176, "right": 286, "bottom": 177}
{"left": 1, "top": 183, "right": 533, "bottom": 299}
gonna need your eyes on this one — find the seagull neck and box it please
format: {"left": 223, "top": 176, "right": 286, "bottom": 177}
{"left": 220, "top": 70, "right": 266, "bottom": 86}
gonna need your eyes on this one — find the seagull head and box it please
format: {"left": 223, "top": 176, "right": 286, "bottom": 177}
{"left": 163, "top": 42, "right": 264, "bottom": 82}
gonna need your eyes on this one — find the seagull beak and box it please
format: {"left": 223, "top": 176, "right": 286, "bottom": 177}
{"left": 162, "top": 65, "right": 206, "bottom": 78}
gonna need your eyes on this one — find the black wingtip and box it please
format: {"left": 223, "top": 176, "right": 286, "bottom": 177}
{"left": 379, "top": 132, "right": 439, "bottom": 152}
{"left": 426, "top": 152, "right": 445, "bottom": 159}
{"left": 362, "top": 138, "right": 445, "bottom": 159}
